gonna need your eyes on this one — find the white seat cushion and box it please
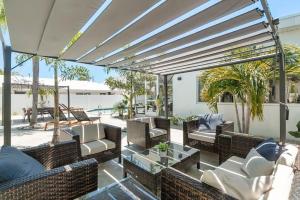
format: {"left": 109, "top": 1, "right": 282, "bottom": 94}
{"left": 80, "top": 139, "right": 116, "bottom": 157}
{"left": 276, "top": 144, "right": 298, "bottom": 167}
{"left": 262, "top": 164, "right": 294, "bottom": 200}
{"left": 188, "top": 130, "right": 216, "bottom": 143}
{"left": 219, "top": 156, "right": 247, "bottom": 178}
{"left": 149, "top": 128, "right": 167, "bottom": 138}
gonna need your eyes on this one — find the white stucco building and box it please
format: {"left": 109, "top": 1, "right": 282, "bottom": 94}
{"left": 172, "top": 13, "right": 300, "bottom": 141}
{"left": 0, "top": 75, "right": 123, "bottom": 115}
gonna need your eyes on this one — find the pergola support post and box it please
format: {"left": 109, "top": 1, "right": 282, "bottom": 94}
{"left": 3, "top": 45, "right": 12, "bottom": 146}
{"left": 163, "top": 75, "right": 168, "bottom": 119}
{"left": 279, "top": 52, "right": 286, "bottom": 145}
{"left": 67, "top": 86, "right": 70, "bottom": 119}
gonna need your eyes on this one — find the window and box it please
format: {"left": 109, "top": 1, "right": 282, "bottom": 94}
{"left": 196, "top": 76, "right": 202, "bottom": 102}
{"left": 14, "top": 91, "right": 26, "bottom": 94}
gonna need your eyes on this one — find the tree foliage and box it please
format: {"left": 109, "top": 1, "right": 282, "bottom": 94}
{"left": 200, "top": 44, "right": 300, "bottom": 134}
{"left": 105, "top": 70, "right": 155, "bottom": 118}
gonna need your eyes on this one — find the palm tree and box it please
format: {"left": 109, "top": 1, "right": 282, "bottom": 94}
{"left": 201, "top": 44, "right": 300, "bottom": 134}
{"left": 201, "top": 49, "right": 270, "bottom": 134}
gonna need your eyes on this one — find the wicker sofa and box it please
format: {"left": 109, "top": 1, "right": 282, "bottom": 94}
{"left": 0, "top": 140, "right": 98, "bottom": 200}
{"left": 127, "top": 117, "right": 170, "bottom": 149}
{"left": 183, "top": 115, "right": 234, "bottom": 152}
{"left": 61, "top": 123, "right": 122, "bottom": 163}
{"left": 161, "top": 132, "right": 300, "bottom": 200}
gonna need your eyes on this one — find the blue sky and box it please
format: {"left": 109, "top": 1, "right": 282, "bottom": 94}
{"left": 0, "top": 0, "right": 300, "bottom": 82}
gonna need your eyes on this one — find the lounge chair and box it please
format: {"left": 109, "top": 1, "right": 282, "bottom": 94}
{"left": 161, "top": 133, "right": 300, "bottom": 200}
{"left": 44, "top": 107, "right": 77, "bottom": 130}
{"left": 127, "top": 117, "right": 170, "bottom": 149}
{"left": 59, "top": 103, "right": 83, "bottom": 111}
{"left": 0, "top": 140, "right": 98, "bottom": 200}
{"left": 183, "top": 113, "right": 234, "bottom": 152}
{"left": 69, "top": 109, "right": 101, "bottom": 125}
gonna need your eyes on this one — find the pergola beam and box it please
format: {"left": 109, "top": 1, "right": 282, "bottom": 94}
{"left": 261, "top": 0, "right": 286, "bottom": 145}
{"left": 2, "top": 45, "right": 12, "bottom": 146}
{"left": 163, "top": 75, "right": 168, "bottom": 119}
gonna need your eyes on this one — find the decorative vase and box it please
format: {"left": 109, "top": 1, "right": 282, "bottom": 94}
{"left": 159, "top": 150, "right": 167, "bottom": 157}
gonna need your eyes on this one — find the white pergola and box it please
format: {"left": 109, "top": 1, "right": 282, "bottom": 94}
{"left": 1, "top": 0, "right": 286, "bottom": 145}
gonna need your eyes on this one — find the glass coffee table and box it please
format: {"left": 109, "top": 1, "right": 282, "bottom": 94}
{"left": 123, "top": 142, "right": 200, "bottom": 195}
{"left": 80, "top": 177, "right": 157, "bottom": 200}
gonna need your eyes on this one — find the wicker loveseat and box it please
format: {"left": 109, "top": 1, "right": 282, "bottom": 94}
{"left": 183, "top": 114, "right": 234, "bottom": 152}
{"left": 61, "top": 123, "right": 122, "bottom": 163}
{"left": 0, "top": 140, "right": 98, "bottom": 200}
{"left": 161, "top": 132, "right": 300, "bottom": 200}
{"left": 127, "top": 117, "right": 170, "bottom": 149}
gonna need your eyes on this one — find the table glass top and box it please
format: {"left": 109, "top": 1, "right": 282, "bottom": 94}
{"left": 124, "top": 142, "right": 199, "bottom": 175}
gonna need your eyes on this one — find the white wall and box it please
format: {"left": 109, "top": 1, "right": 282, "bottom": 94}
{"left": 0, "top": 92, "right": 123, "bottom": 115}
{"left": 173, "top": 71, "right": 209, "bottom": 117}
{"left": 172, "top": 70, "right": 300, "bottom": 141}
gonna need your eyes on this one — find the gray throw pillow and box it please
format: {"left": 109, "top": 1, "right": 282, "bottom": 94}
{"left": 0, "top": 146, "right": 45, "bottom": 183}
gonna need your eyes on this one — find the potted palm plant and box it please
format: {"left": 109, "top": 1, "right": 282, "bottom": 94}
{"left": 288, "top": 121, "right": 300, "bottom": 138}
{"left": 156, "top": 142, "right": 169, "bottom": 157}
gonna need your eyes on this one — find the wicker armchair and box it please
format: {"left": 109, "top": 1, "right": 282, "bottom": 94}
{"left": 127, "top": 117, "right": 170, "bottom": 149}
{"left": 161, "top": 132, "right": 300, "bottom": 200}
{"left": 183, "top": 119, "right": 234, "bottom": 152}
{"left": 0, "top": 140, "right": 98, "bottom": 200}
{"left": 161, "top": 167, "right": 235, "bottom": 200}
{"left": 61, "top": 123, "right": 122, "bottom": 163}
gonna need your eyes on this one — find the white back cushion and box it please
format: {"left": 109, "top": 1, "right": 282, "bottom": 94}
{"left": 97, "top": 123, "right": 106, "bottom": 140}
{"left": 72, "top": 124, "right": 100, "bottom": 143}
{"left": 242, "top": 148, "right": 275, "bottom": 177}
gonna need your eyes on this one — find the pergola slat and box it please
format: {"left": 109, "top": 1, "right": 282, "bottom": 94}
{"left": 94, "top": 0, "right": 257, "bottom": 65}
{"left": 108, "top": 9, "right": 264, "bottom": 67}
{"left": 150, "top": 43, "right": 275, "bottom": 73}
{"left": 76, "top": 0, "right": 209, "bottom": 63}
{"left": 37, "top": 0, "right": 106, "bottom": 57}
{"left": 61, "top": 0, "right": 159, "bottom": 60}
{"left": 152, "top": 45, "right": 275, "bottom": 74}
{"left": 161, "top": 53, "right": 277, "bottom": 75}
{"left": 4, "top": 0, "right": 55, "bottom": 54}
{"left": 123, "top": 23, "right": 269, "bottom": 69}
{"left": 144, "top": 38, "right": 274, "bottom": 70}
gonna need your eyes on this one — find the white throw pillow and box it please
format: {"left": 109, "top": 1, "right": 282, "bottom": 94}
{"left": 276, "top": 144, "right": 298, "bottom": 167}
{"left": 242, "top": 148, "right": 275, "bottom": 177}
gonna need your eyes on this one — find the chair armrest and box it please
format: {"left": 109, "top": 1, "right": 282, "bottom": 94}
{"left": 161, "top": 168, "right": 236, "bottom": 200}
{"left": 155, "top": 118, "right": 170, "bottom": 140}
{"left": 218, "top": 134, "right": 233, "bottom": 164}
{"left": 0, "top": 158, "right": 98, "bottom": 200}
{"left": 22, "top": 140, "right": 79, "bottom": 170}
{"left": 216, "top": 121, "right": 234, "bottom": 136}
{"left": 183, "top": 119, "right": 199, "bottom": 146}
{"left": 103, "top": 124, "right": 122, "bottom": 151}
{"left": 127, "top": 120, "right": 150, "bottom": 148}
